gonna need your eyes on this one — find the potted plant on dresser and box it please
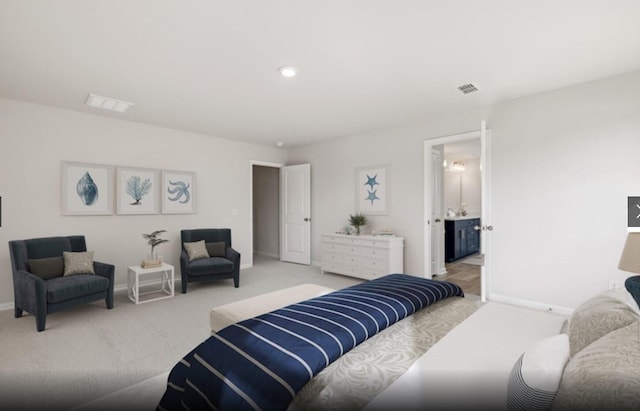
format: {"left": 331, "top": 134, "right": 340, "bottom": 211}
{"left": 348, "top": 212, "right": 367, "bottom": 235}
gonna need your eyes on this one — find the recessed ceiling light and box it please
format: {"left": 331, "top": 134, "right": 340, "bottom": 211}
{"left": 85, "top": 93, "right": 134, "bottom": 113}
{"left": 278, "top": 66, "right": 297, "bottom": 78}
{"left": 276, "top": 141, "right": 284, "bottom": 147}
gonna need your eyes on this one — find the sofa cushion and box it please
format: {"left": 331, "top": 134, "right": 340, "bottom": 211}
{"left": 551, "top": 321, "right": 640, "bottom": 410}
{"left": 46, "top": 274, "right": 109, "bottom": 304}
{"left": 187, "top": 257, "right": 233, "bottom": 276}
{"left": 567, "top": 288, "right": 640, "bottom": 357}
{"left": 28, "top": 256, "right": 64, "bottom": 280}
{"left": 184, "top": 240, "right": 210, "bottom": 262}
{"left": 507, "top": 333, "right": 570, "bottom": 411}
{"left": 205, "top": 241, "right": 226, "bottom": 257}
{"left": 63, "top": 251, "right": 96, "bottom": 276}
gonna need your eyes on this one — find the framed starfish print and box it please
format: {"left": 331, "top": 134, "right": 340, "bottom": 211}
{"left": 356, "top": 165, "right": 388, "bottom": 215}
{"left": 161, "top": 170, "right": 196, "bottom": 214}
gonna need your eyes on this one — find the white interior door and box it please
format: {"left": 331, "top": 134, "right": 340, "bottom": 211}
{"left": 280, "top": 164, "right": 311, "bottom": 265}
{"left": 479, "top": 121, "right": 492, "bottom": 302}
{"left": 431, "top": 148, "right": 445, "bottom": 276}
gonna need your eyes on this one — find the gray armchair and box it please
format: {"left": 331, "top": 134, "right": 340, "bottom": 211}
{"left": 180, "top": 228, "right": 240, "bottom": 293}
{"left": 8, "top": 235, "right": 114, "bottom": 332}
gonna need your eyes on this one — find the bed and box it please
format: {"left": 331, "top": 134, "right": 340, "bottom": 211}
{"left": 157, "top": 275, "right": 640, "bottom": 411}
{"left": 155, "top": 274, "right": 476, "bottom": 410}
{"left": 367, "top": 287, "right": 640, "bottom": 411}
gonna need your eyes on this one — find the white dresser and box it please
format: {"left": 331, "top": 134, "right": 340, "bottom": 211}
{"left": 321, "top": 233, "right": 404, "bottom": 280}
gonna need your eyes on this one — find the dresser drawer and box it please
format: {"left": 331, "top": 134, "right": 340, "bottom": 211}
{"left": 323, "top": 235, "right": 391, "bottom": 249}
{"left": 322, "top": 243, "right": 350, "bottom": 254}
{"left": 321, "top": 233, "right": 404, "bottom": 281}
{"left": 352, "top": 246, "right": 388, "bottom": 259}
{"left": 321, "top": 252, "right": 347, "bottom": 264}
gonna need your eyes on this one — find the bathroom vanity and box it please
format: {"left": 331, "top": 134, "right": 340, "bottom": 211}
{"left": 444, "top": 217, "right": 481, "bottom": 263}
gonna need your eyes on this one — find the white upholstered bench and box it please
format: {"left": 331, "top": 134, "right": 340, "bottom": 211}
{"left": 209, "top": 283, "right": 335, "bottom": 333}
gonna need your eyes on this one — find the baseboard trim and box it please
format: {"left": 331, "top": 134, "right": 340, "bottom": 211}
{"left": 0, "top": 301, "right": 13, "bottom": 312}
{"left": 489, "top": 293, "right": 573, "bottom": 316}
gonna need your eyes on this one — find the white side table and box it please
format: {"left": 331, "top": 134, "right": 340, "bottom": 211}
{"left": 127, "top": 263, "right": 175, "bottom": 304}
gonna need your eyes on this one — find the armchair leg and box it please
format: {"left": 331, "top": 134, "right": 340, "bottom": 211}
{"left": 106, "top": 285, "right": 114, "bottom": 309}
{"left": 234, "top": 276, "right": 239, "bottom": 288}
{"left": 14, "top": 307, "right": 23, "bottom": 318}
{"left": 182, "top": 282, "right": 187, "bottom": 294}
{"left": 36, "top": 312, "right": 46, "bottom": 332}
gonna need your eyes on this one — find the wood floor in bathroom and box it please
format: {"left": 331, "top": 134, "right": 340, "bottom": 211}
{"left": 436, "top": 259, "right": 481, "bottom": 296}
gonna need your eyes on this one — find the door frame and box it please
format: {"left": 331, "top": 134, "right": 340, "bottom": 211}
{"left": 249, "top": 160, "right": 285, "bottom": 268}
{"left": 424, "top": 125, "right": 492, "bottom": 301}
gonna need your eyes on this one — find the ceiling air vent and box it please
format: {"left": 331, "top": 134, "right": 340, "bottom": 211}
{"left": 85, "top": 93, "right": 134, "bottom": 113}
{"left": 456, "top": 83, "right": 480, "bottom": 95}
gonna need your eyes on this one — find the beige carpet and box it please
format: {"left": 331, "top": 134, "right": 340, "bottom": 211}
{"left": 0, "top": 255, "right": 363, "bottom": 411}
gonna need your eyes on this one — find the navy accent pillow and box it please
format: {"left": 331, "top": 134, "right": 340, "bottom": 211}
{"left": 28, "top": 256, "right": 64, "bottom": 280}
{"left": 206, "top": 241, "right": 226, "bottom": 257}
{"left": 625, "top": 276, "right": 640, "bottom": 308}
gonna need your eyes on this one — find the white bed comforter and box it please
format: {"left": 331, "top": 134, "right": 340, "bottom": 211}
{"left": 288, "top": 296, "right": 482, "bottom": 411}
{"left": 365, "top": 302, "right": 567, "bottom": 411}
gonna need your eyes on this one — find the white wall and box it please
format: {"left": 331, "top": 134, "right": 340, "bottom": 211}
{"left": 287, "top": 111, "right": 487, "bottom": 271}
{"left": 3, "top": 70, "right": 640, "bottom": 310}
{"left": 490, "top": 70, "right": 640, "bottom": 309}
{"left": 0, "top": 98, "right": 287, "bottom": 306}
{"left": 289, "top": 70, "right": 640, "bottom": 310}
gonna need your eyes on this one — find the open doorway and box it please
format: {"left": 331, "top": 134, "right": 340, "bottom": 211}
{"left": 250, "top": 161, "right": 312, "bottom": 268}
{"left": 251, "top": 162, "right": 282, "bottom": 266}
{"left": 424, "top": 125, "right": 491, "bottom": 301}
{"left": 436, "top": 140, "right": 482, "bottom": 296}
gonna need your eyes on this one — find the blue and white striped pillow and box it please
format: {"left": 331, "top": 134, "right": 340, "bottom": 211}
{"left": 506, "top": 334, "right": 570, "bottom": 411}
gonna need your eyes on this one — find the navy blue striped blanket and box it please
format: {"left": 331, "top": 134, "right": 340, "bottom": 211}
{"left": 156, "top": 274, "right": 463, "bottom": 411}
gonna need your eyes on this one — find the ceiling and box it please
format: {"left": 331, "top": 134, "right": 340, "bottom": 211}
{"left": 1, "top": 1, "right": 640, "bottom": 148}
{"left": 444, "top": 140, "right": 481, "bottom": 161}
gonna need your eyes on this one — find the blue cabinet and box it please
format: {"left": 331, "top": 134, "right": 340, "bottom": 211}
{"left": 445, "top": 218, "right": 480, "bottom": 263}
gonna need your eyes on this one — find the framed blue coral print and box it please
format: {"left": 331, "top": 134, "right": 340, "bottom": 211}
{"left": 161, "top": 170, "right": 196, "bottom": 214}
{"left": 61, "top": 161, "right": 114, "bottom": 215}
{"left": 356, "top": 165, "right": 388, "bottom": 215}
{"left": 116, "top": 166, "right": 160, "bottom": 215}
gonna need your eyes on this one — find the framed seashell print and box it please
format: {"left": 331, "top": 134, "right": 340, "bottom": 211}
{"left": 161, "top": 170, "right": 196, "bottom": 214}
{"left": 61, "top": 161, "right": 114, "bottom": 215}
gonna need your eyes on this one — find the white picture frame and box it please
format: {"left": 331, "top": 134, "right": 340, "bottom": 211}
{"left": 356, "top": 165, "right": 388, "bottom": 215}
{"left": 116, "top": 166, "right": 160, "bottom": 215}
{"left": 61, "top": 161, "right": 114, "bottom": 215}
{"left": 161, "top": 170, "right": 196, "bottom": 214}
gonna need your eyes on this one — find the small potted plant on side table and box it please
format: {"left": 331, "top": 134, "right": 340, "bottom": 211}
{"left": 142, "top": 230, "right": 169, "bottom": 268}
{"left": 348, "top": 212, "right": 367, "bottom": 235}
